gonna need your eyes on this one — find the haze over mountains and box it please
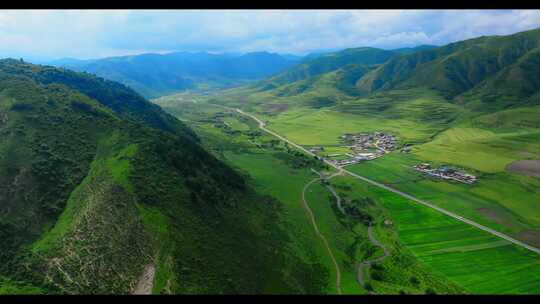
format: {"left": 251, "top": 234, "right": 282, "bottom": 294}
{"left": 45, "top": 46, "right": 438, "bottom": 99}
{"left": 48, "top": 51, "right": 302, "bottom": 98}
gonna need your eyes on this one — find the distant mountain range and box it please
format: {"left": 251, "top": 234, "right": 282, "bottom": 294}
{"left": 47, "top": 51, "right": 303, "bottom": 98}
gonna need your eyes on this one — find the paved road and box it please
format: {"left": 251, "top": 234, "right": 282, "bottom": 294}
{"left": 231, "top": 107, "right": 540, "bottom": 255}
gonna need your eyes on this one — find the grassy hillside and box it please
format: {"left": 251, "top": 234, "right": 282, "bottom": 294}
{"left": 256, "top": 47, "right": 396, "bottom": 88}
{"left": 0, "top": 59, "right": 330, "bottom": 294}
{"left": 357, "top": 27, "right": 540, "bottom": 109}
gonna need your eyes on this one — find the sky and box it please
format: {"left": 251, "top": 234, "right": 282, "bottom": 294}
{"left": 1, "top": 9, "right": 540, "bottom": 61}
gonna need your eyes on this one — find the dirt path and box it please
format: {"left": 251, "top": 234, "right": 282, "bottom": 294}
{"left": 132, "top": 263, "right": 155, "bottom": 295}
{"left": 302, "top": 176, "right": 342, "bottom": 295}
{"left": 321, "top": 171, "right": 391, "bottom": 293}
{"left": 325, "top": 180, "right": 345, "bottom": 215}
{"left": 356, "top": 225, "right": 391, "bottom": 293}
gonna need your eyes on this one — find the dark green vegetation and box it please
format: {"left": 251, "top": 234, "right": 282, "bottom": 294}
{"left": 0, "top": 59, "right": 332, "bottom": 294}
{"left": 48, "top": 52, "right": 301, "bottom": 98}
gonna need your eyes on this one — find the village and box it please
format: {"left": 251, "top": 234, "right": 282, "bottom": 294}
{"left": 309, "top": 132, "right": 398, "bottom": 167}
{"left": 413, "top": 163, "right": 477, "bottom": 184}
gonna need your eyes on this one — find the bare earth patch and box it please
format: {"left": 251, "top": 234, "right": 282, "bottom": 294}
{"left": 263, "top": 103, "right": 289, "bottom": 114}
{"left": 477, "top": 208, "right": 514, "bottom": 228}
{"left": 132, "top": 263, "right": 155, "bottom": 295}
{"left": 515, "top": 230, "right": 540, "bottom": 248}
{"left": 506, "top": 160, "right": 540, "bottom": 179}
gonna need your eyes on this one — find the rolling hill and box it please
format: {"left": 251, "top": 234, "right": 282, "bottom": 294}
{"left": 356, "top": 27, "right": 540, "bottom": 111}
{"left": 0, "top": 59, "right": 329, "bottom": 294}
{"left": 48, "top": 51, "right": 302, "bottom": 98}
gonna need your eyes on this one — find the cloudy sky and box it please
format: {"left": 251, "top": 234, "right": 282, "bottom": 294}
{"left": 1, "top": 9, "right": 540, "bottom": 61}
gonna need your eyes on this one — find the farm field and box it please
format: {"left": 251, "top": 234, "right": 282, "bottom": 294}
{"left": 329, "top": 175, "right": 540, "bottom": 294}
{"left": 347, "top": 153, "right": 540, "bottom": 239}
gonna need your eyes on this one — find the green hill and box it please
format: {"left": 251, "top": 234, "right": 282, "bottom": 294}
{"left": 356, "top": 27, "right": 540, "bottom": 110}
{"left": 255, "top": 47, "right": 396, "bottom": 91}
{"left": 0, "top": 59, "right": 328, "bottom": 294}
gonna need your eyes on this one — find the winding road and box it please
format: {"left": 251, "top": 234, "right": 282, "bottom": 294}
{"left": 229, "top": 106, "right": 540, "bottom": 255}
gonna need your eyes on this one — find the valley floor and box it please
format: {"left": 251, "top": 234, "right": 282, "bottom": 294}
{"left": 154, "top": 95, "right": 540, "bottom": 294}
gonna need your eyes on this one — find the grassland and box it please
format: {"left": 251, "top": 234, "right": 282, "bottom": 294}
{"left": 330, "top": 175, "right": 540, "bottom": 294}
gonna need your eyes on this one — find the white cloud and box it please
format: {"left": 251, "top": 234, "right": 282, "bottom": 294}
{"left": 0, "top": 9, "right": 539, "bottom": 60}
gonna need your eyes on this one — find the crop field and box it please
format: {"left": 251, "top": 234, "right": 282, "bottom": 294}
{"left": 347, "top": 153, "right": 540, "bottom": 237}
{"left": 415, "top": 126, "right": 540, "bottom": 173}
{"left": 330, "top": 175, "right": 540, "bottom": 294}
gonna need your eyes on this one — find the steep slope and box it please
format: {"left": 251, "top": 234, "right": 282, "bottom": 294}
{"left": 256, "top": 47, "right": 396, "bottom": 90}
{"left": 49, "top": 52, "right": 301, "bottom": 98}
{"left": 356, "top": 27, "right": 540, "bottom": 107}
{"left": 0, "top": 59, "right": 328, "bottom": 294}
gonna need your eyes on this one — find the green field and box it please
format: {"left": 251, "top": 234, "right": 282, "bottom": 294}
{"left": 330, "top": 175, "right": 540, "bottom": 293}
{"left": 347, "top": 153, "right": 540, "bottom": 237}
{"left": 263, "top": 107, "right": 436, "bottom": 146}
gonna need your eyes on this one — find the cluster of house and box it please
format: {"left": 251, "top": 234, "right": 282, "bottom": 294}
{"left": 326, "top": 132, "right": 397, "bottom": 167}
{"left": 413, "top": 163, "right": 477, "bottom": 184}
{"left": 344, "top": 132, "right": 397, "bottom": 153}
